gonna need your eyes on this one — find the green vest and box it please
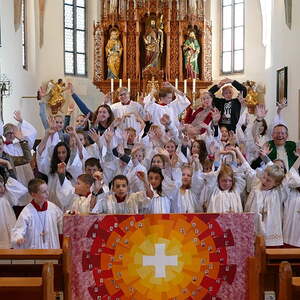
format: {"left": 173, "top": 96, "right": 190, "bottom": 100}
{"left": 268, "top": 140, "right": 297, "bottom": 169}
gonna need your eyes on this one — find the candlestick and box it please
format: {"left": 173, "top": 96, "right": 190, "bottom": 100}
{"left": 119, "top": 79, "right": 122, "bottom": 88}
{"left": 184, "top": 79, "right": 187, "bottom": 95}
{"left": 111, "top": 78, "right": 114, "bottom": 93}
{"left": 175, "top": 78, "right": 178, "bottom": 90}
{"left": 128, "top": 78, "right": 131, "bottom": 92}
{"left": 192, "top": 78, "right": 196, "bottom": 93}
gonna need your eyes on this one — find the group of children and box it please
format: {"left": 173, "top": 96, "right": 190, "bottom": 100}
{"left": 1, "top": 78, "right": 300, "bottom": 250}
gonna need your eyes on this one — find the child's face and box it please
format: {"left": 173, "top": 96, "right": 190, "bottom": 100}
{"left": 118, "top": 91, "right": 130, "bottom": 104}
{"left": 97, "top": 107, "right": 110, "bottom": 122}
{"left": 165, "top": 142, "right": 176, "bottom": 155}
{"left": 133, "top": 150, "right": 144, "bottom": 162}
{"left": 148, "top": 172, "right": 162, "bottom": 190}
{"left": 261, "top": 172, "right": 277, "bottom": 190}
{"left": 218, "top": 175, "right": 233, "bottom": 191}
{"left": 4, "top": 126, "right": 16, "bottom": 142}
{"left": 85, "top": 165, "right": 100, "bottom": 176}
{"left": 191, "top": 141, "right": 200, "bottom": 155}
{"left": 151, "top": 156, "right": 164, "bottom": 169}
{"left": 182, "top": 168, "right": 192, "bottom": 187}
{"left": 76, "top": 115, "right": 85, "bottom": 127}
{"left": 57, "top": 145, "right": 68, "bottom": 162}
{"left": 221, "top": 127, "right": 229, "bottom": 141}
{"left": 160, "top": 93, "right": 173, "bottom": 104}
{"left": 274, "top": 160, "right": 285, "bottom": 173}
{"left": 222, "top": 87, "right": 233, "bottom": 100}
{"left": 201, "top": 93, "right": 212, "bottom": 108}
{"left": 77, "top": 133, "right": 86, "bottom": 146}
{"left": 32, "top": 183, "right": 49, "bottom": 202}
{"left": 126, "top": 130, "right": 136, "bottom": 144}
{"left": 112, "top": 179, "right": 128, "bottom": 198}
{"left": 0, "top": 182, "right": 5, "bottom": 197}
{"left": 75, "top": 179, "right": 90, "bottom": 196}
{"left": 55, "top": 116, "right": 64, "bottom": 131}
{"left": 203, "top": 163, "right": 212, "bottom": 173}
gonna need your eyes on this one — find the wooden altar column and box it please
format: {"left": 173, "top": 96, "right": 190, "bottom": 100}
{"left": 122, "top": 23, "right": 127, "bottom": 80}
{"left": 135, "top": 21, "right": 140, "bottom": 82}
{"left": 178, "top": 22, "right": 183, "bottom": 81}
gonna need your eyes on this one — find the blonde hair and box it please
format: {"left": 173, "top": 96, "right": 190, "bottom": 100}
{"left": 222, "top": 85, "right": 234, "bottom": 95}
{"left": 265, "top": 165, "right": 285, "bottom": 186}
{"left": 217, "top": 164, "right": 235, "bottom": 191}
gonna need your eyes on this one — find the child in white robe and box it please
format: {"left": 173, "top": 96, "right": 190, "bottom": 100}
{"left": 0, "top": 176, "right": 28, "bottom": 248}
{"left": 11, "top": 178, "right": 63, "bottom": 249}
{"left": 171, "top": 156, "right": 203, "bottom": 213}
{"left": 92, "top": 175, "right": 149, "bottom": 214}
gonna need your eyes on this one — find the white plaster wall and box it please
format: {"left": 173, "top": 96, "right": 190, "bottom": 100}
{"left": 263, "top": 0, "right": 300, "bottom": 141}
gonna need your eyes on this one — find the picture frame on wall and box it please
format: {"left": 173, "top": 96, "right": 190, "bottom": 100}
{"left": 276, "top": 66, "right": 288, "bottom": 105}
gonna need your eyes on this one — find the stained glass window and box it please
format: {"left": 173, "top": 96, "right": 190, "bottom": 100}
{"left": 64, "top": 0, "right": 87, "bottom": 76}
{"left": 221, "top": 0, "right": 244, "bottom": 73}
{"left": 22, "top": 0, "right": 27, "bottom": 70}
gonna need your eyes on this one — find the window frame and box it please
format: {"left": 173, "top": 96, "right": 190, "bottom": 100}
{"left": 22, "top": 0, "right": 28, "bottom": 70}
{"left": 63, "top": 0, "right": 88, "bottom": 77}
{"left": 221, "top": 0, "right": 245, "bottom": 75}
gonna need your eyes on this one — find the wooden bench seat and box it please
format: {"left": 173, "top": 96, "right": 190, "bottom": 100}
{"left": 0, "top": 262, "right": 54, "bottom": 300}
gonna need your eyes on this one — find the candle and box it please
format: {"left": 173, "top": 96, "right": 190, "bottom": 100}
{"left": 111, "top": 78, "right": 114, "bottom": 93}
{"left": 184, "top": 79, "right": 187, "bottom": 94}
{"left": 175, "top": 78, "right": 178, "bottom": 90}
{"left": 192, "top": 78, "right": 196, "bottom": 93}
{"left": 128, "top": 78, "right": 131, "bottom": 92}
{"left": 119, "top": 79, "right": 122, "bottom": 88}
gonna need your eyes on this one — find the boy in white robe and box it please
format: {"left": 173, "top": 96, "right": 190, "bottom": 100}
{"left": 11, "top": 178, "right": 63, "bottom": 249}
{"left": 0, "top": 176, "right": 28, "bottom": 248}
{"left": 143, "top": 82, "right": 190, "bottom": 134}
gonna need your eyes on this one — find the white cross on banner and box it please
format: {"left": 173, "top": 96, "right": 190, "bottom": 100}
{"left": 142, "top": 243, "right": 178, "bottom": 278}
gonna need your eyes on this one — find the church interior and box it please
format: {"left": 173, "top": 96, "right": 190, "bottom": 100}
{"left": 0, "top": 0, "right": 300, "bottom": 299}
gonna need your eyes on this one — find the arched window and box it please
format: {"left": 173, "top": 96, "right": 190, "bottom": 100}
{"left": 221, "top": 0, "right": 244, "bottom": 74}
{"left": 22, "top": 0, "right": 27, "bottom": 70}
{"left": 64, "top": 0, "right": 87, "bottom": 76}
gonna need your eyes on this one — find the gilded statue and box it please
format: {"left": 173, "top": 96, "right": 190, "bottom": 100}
{"left": 46, "top": 79, "right": 67, "bottom": 115}
{"left": 106, "top": 28, "right": 123, "bottom": 79}
{"left": 143, "top": 15, "right": 164, "bottom": 72}
{"left": 243, "top": 80, "right": 265, "bottom": 114}
{"left": 183, "top": 29, "right": 201, "bottom": 79}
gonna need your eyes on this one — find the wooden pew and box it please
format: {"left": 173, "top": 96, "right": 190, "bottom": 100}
{"left": 0, "top": 262, "right": 55, "bottom": 299}
{"left": 252, "top": 235, "right": 300, "bottom": 298}
{"left": 0, "top": 237, "right": 71, "bottom": 300}
{"left": 278, "top": 261, "right": 300, "bottom": 300}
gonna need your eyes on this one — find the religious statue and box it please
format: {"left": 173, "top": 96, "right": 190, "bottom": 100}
{"left": 143, "top": 16, "right": 164, "bottom": 72}
{"left": 106, "top": 27, "right": 123, "bottom": 79}
{"left": 183, "top": 29, "right": 201, "bottom": 79}
{"left": 46, "top": 79, "right": 67, "bottom": 115}
{"left": 242, "top": 80, "right": 265, "bottom": 114}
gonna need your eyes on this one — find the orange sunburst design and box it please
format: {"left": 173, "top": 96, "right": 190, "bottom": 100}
{"left": 84, "top": 214, "right": 236, "bottom": 300}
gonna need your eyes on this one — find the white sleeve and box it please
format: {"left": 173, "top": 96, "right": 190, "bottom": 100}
{"left": 55, "top": 177, "right": 75, "bottom": 211}
{"left": 11, "top": 212, "right": 29, "bottom": 248}
{"left": 5, "top": 177, "right": 28, "bottom": 206}
{"left": 191, "top": 170, "right": 205, "bottom": 194}
{"left": 66, "top": 152, "right": 83, "bottom": 180}
{"left": 169, "top": 94, "right": 190, "bottom": 116}
{"left": 19, "top": 120, "right": 38, "bottom": 150}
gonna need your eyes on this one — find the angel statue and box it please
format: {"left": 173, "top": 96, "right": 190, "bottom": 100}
{"left": 41, "top": 79, "right": 67, "bottom": 115}
{"left": 106, "top": 27, "right": 123, "bottom": 79}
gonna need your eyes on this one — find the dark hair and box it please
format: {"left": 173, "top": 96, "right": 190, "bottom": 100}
{"left": 260, "top": 119, "right": 268, "bottom": 136}
{"left": 151, "top": 154, "right": 166, "bottom": 168}
{"left": 85, "top": 158, "right": 102, "bottom": 171}
{"left": 50, "top": 142, "right": 72, "bottom": 179}
{"left": 28, "top": 178, "right": 46, "bottom": 194}
{"left": 92, "top": 104, "right": 114, "bottom": 127}
{"left": 273, "top": 124, "right": 288, "bottom": 134}
{"left": 77, "top": 174, "right": 94, "bottom": 186}
{"left": 159, "top": 87, "right": 173, "bottom": 99}
{"left": 111, "top": 175, "right": 129, "bottom": 190}
{"left": 192, "top": 140, "right": 208, "bottom": 165}
{"left": 147, "top": 166, "right": 164, "bottom": 196}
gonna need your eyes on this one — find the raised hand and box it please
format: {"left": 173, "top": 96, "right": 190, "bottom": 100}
{"left": 65, "top": 126, "right": 75, "bottom": 136}
{"left": 255, "top": 104, "right": 268, "bottom": 120}
{"left": 57, "top": 162, "right": 66, "bottom": 174}
{"left": 14, "top": 111, "right": 23, "bottom": 123}
{"left": 211, "top": 108, "right": 221, "bottom": 124}
{"left": 228, "top": 130, "right": 237, "bottom": 146}
{"left": 39, "top": 86, "right": 46, "bottom": 98}
{"left": 144, "top": 111, "right": 152, "bottom": 122}
{"left": 104, "top": 92, "right": 113, "bottom": 104}
{"left": 160, "top": 114, "right": 171, "bottom": 127}
{"left": 14, "top": 127, "right": 24, "bottom": 140}
{"left": 67, "top": 102, "right": 75, "bottom": 115}
{"left": 104, "top": 128, "right": 114, "bottom": 145}
{"left": 88, "top": 128, "right": 100, "bottom": 143}
{"left": 136, "top": 171, "right": 146, "bottom": 182}
{"left": 67, "top": 82, "right": 74, "bottom": 93}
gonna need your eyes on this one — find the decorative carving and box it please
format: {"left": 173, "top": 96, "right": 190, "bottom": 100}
{"left": 94, "top": 0, "right": 212, "bottom": 98}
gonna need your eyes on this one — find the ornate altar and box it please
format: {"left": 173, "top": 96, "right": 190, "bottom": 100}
{"left": 94, "top": 0, "right": 212, "bottom": 99}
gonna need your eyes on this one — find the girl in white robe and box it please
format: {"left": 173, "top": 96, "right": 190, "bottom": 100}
{"left": 171, "top": 156, "right": 204, "bottom": 213}
{"left": 0, "top": 176, "right": 28, "bottom": 248}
